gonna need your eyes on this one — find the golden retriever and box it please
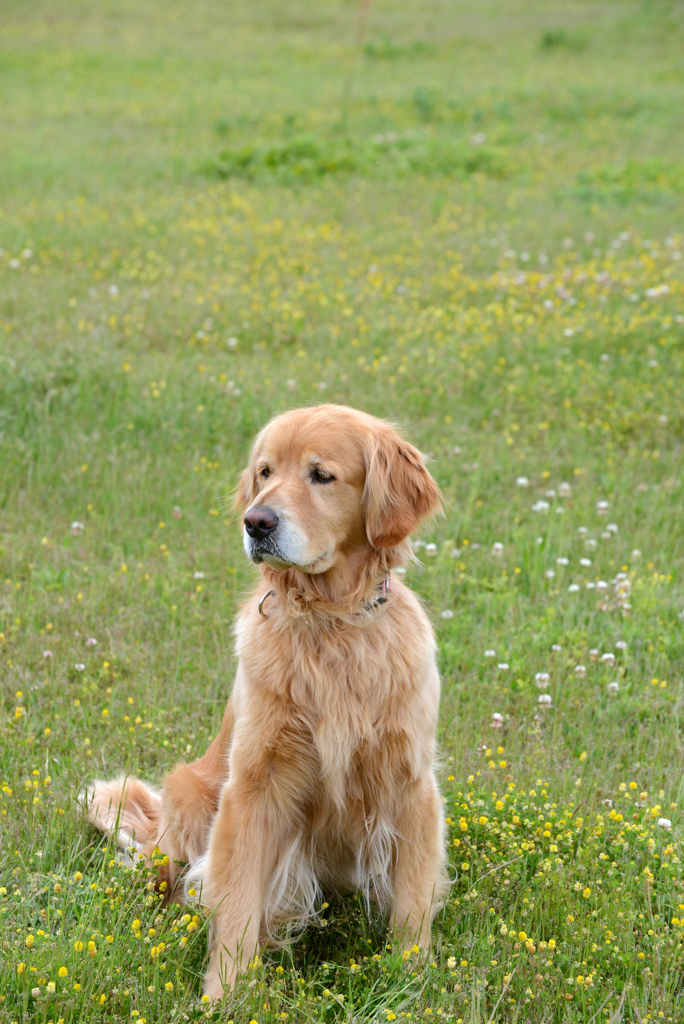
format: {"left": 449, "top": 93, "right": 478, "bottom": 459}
{"left": 85, "top": 404, "right": 448, "bottom": 1000}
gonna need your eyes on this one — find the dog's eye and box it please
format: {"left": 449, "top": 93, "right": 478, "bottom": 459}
{"left": 260, "top": 467, "right": 271, "bottom": 479}
{"left": 311, "top": 468, "right": 335, "bottom": 484}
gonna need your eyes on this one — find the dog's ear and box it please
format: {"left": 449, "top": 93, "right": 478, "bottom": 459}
{"left": 233, "top": 426, "right": 268, "bottom": 511}
{"left": 364, "top": 427, "right": 442, "bottom": 549}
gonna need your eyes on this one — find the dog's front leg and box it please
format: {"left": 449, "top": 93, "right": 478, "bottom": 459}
{"left": 200, "top": 772, "right": 298, "bottom": 1001}
{"left": 390, "top": 774, "right": 448, "bottom": 951}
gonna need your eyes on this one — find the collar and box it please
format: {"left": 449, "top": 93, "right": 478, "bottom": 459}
{"left": 356, "top": 571, "right": 391, "bottom": 615}
{"left": 258, "top": 572, "right": 391, "bottom": 619}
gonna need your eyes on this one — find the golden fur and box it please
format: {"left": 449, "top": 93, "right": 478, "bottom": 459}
{"left": 84, "top": 404, "right": 448, "bottom": 1000}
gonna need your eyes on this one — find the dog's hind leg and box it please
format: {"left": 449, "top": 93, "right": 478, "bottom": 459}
{"left": 158, "top": 695, "right": 235, "bottom": 871}
{"left": 84, "top": 696, "right": 235, "bottom": 894}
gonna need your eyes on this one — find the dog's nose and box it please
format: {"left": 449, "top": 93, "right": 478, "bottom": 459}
{"left": 244, "top": 506, "right": 279, "bottom": 540}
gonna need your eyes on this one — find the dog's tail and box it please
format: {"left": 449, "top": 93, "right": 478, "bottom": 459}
{"left": 81, "top": 776, "right": 163, "bottom": 859}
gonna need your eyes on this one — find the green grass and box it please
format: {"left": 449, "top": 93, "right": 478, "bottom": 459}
{"left": 1, "top": 0, "right": 684, "bottom": 1021}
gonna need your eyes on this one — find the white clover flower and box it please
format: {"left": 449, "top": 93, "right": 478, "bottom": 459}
{"left": 412, "top": 540, "right": 425, "bottom": 550}
{"left": 71, "top": 521, "right": 85, "bottom": 535}
{"left": 491, "top": 542, "right": 504, "bottom": 557}
{"left": 75, "top": 663, "right": 85, "bottom": 671}
{"left": 601, "top": 531, "right": 612, "bottom": 540}
{"left": 580, "top": 558, "right": 592, "bottom": 567}
{"left": 613, "top": 574, "right": 632, "bottom": 594}
{"left": 450, "top": 548, "right": 461, "bottom": 558}
{"left": 568, "top": 583, "right": 580, "bottom": 593}
{"left": 552, "top": 643, "right": 562, "bottom": 652}
{"left": 555, "top": 507, "right": 565, "bottom": 515}
{"left": 193, "top": 571, "right": 205, "bottom": 579}
{"left": 440, "top": 610, "right": 454, "bottom": 619}
{"left": 596, "top": 580, "right": 609, "bottom": 593}
{"left": 556, "top": 557, "right": 569, "bottom": 566}
{"left": 608, "top": 681, "right": 619, "bottom": 694}
{"left": 601, "top": 652, "right": 616, "bottom": 664}
{"left": 86, "top": 637, "right": 97, "bottom": 647}
{"left": 589, "top": 648, "right": 600, "bottom": 659}
{"left": 544, "top": 569, "right": 555, "bottom": 579}
{"left": 497, "top": 662, "right": 509, "bottom": 671}
{"left": 43, "top": 650, "right": 53, "bottom": 659}
{"left": 425, "top": 543, "right": 438, "bottom": 556}
{"left": 531, "top": 500, "right": 550, "bottom": 513}
{"left": 596, "top": 500, "right": 610, "bottom": 515}
{"left": 558, "top": 482, "right": 572, "bottom": 497}
{"left": 615, "top": 640, "right": 627, "bottom": 650}
{"left": 109, "top": 284, "right": 119, "bottom": 296}
{"left": 491, "top": 712, "right": 504, "bottom": 728}
{"left": 607, "top": 523, "right": 619, "bottom": 534}
{"left": 484, "top": 649, "right": 497, "bottom": 658}
{"left": 578, "top": 527, "right": 588, "bottom": 537}
{"left": 394, "top": 566, "right": 406, "bottom": 576}
{"left": 658, "top": 818, "right": 672, "bottom": 830}
{"left": 227, "top": 336, "right": 238, "bottom": 348}
{"left": 285, "top": 378, "right": 297, "bottom": 391}
{"left": 535, "top": 672, "right": 550, "bottom": 688}
{"left": 575, "top": 665, "right": 586, "bottom": 676}
{"left": 545, "top": 488, "right": 556, "bottom": 498}
{"left": 585, "top": 538, "right": 598, "bottom": 550}
{"left": 586, "top": 581, "right": 596, "bottom": 590}
{"left": 631, "top": 549, "right": 642, "bottom": 559}
{"left": 516, "top": 476, "right": 530, "bottom": 487}
{"left": 537, "top": 694, "right": 552, "bottom": 706}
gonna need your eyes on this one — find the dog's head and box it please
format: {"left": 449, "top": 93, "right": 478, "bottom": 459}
{"left": 235, "top": 405, "right": 441, "bottom": 575}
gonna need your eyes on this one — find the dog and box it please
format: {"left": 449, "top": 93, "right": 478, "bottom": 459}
{"left": 85, "top": 404, "right": 449, "bottom": 1000}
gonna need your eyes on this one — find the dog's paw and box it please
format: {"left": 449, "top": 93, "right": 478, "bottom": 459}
{"left": 202, "top": 966, "right": 230, "bottom": 1003}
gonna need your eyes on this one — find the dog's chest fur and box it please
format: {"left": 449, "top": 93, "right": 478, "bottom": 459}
{"left": 232, "top": 584, "right": 439, "bottom": 811}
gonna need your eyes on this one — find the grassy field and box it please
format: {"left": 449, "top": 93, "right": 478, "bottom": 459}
{"left": 2, "top": 0, "right": 684, "bottom": 1020}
